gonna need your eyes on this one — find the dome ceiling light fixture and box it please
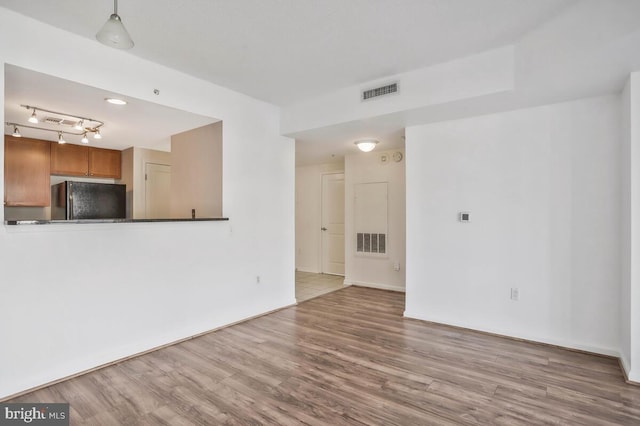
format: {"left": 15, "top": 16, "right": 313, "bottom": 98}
{"left": 354, "top": 139, "right": 379, "bottom": 152}
{"left": 96, "top": 0, "right": 134, "bottom": 50}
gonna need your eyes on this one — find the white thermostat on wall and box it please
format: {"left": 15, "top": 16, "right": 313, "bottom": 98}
{"left": 459, "top": 212, "right": 471, "bottom": 222}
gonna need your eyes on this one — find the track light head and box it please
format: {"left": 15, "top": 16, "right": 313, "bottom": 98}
{"left": 28, "top": 109, "right": 38, "bottom": 124}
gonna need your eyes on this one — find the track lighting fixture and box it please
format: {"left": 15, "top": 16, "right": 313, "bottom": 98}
{"left": 96, "top": 0, "right": 134, "bottom": 50}
{"left": 8, "top": 104, "right": 105, "bottom": 144}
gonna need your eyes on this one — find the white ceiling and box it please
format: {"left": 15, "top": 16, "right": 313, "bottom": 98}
{"left": 3, "top": 0, "right": 640, "bottom": 165}
{"left": 0, "top": 0, "right": 576, "bottom": 107}
{"left": 4, "top": 65, "right": 217, "bottom": 151}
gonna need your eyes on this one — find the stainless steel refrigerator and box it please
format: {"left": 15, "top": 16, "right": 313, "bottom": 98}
{"left": 51, "top": 181, "right": 126, "bottom": 220}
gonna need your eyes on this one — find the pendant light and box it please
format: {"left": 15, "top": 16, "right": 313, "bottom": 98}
{"left": 58, "top": 132, "right": 66, "bottom": 144}
{"left": 94, "top": 129, "right": 102, "bottom": 139}
{"left": 12, "top": 126, "right": 21, "bottom": 137}
{"left": 96, "top": 0, "right": 134, "bottom": 50}
{"left": 74, "top": 120, "right": 84, "bottom": 130}
{"left": 81, "top": 133, "right": 89, "bottom": 144}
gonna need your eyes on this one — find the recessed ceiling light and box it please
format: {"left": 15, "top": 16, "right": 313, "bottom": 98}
{"left": 105, "top": 97, "right": 127, "bottom": 105}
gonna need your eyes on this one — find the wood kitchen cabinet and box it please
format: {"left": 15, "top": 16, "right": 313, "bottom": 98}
{"left": 4, "top": 135, "right": 51, "bottom": 206}
{"left": 50, "top": 144, "right": 121, "bottom": 179}
{"left": 50, "top": 143, "right": 89, "bottom": 176}
{"left": 88, "top": 147, "right": 121, "bottom": 178}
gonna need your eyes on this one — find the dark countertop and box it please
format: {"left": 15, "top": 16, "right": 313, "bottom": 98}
{"left": 5, "top": 218, "right": 229, "bottom": 225}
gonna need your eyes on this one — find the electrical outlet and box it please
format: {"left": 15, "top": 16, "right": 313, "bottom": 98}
{"left": 510, "top": 288, "right": 519, "bottom": 301}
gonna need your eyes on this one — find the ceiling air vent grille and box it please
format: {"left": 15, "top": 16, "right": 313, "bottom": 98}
{"left": 362, "top": 82, "right": 398, "bottom": 101}
{"left": 44, "top": 117, "right": 77, "bottom": 127}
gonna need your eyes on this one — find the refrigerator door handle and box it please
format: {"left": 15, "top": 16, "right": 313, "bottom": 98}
{"left": 68, "top": 182, "right": 73, "bottom": 220}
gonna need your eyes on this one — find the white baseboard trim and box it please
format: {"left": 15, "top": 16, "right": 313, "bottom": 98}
{"left": 295, "top": 267, "right": 321, "bottom": 274}
{"left": 403, "top": 310, "right": 620, "bottom": 358}
{"left": 343, "top": 279, "right": 405, "bottom": 293}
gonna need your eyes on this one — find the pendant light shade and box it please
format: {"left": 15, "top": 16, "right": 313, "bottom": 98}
{"left": 96, "top": 0, "right": 134, "bottom": 50}
{"left": 12, "top": 126, "right": 21, "bottom": 137}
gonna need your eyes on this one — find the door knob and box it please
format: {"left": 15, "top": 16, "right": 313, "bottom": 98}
{"left": 321, "top": 227, "right": 327, "bottom": 231}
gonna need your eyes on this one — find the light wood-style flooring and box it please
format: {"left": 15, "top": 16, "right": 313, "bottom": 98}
{"left": 10, "top": 286, "right": 640, "bottom": 425}
{"left": 295, "top": 271, "right": 344, "bottom": 302}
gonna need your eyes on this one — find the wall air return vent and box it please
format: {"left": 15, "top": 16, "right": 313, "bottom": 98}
{"left": 362, "top": 82, "right": 398, "bottom": 101}
{"left": 357, "top": 233, "right": 386, "bottom": 254}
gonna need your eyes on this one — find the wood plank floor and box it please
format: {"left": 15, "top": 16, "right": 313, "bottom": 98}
{"left": 10, "top": 286, "right": 640, "bottom": 425}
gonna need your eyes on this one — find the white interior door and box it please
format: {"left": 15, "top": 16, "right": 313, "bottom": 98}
{"left": 321, "top": 173, "right": 345, "bottom": 275}
{"left": 145, "top": 163, "right": 171, "bottom": 219}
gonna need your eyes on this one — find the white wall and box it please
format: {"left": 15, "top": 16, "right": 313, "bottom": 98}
{"left": 620, "top": 79, "right": 632, "bottom": 377}
{"left": 345, "top": 150, "right": 405, "bottom": 291}
{"left": 621, "top": 73, "right": 640, "bottom": 382}
{"left": 0, "top": 10, "right": 294, "bottom": 399}
{"left": 282, "top": 46, "right": 514, "bottom": 135}
{"left": 405, "top": 95, "right": 621, "bottom": 356}
{"left": 295, "top": 162, "right": 343, "bottom": 273}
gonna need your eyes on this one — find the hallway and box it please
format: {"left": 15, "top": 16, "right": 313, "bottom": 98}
{"left": 295, "top": 271, "right": 344, "bottom": 302}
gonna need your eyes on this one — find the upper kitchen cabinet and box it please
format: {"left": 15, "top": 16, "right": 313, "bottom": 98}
{"left": 4, "top": 135, "right": 51, "bottom": 207}
{"left": 51, "top": 143, "right": 89, "bottom": 176}
{"left": 51, "top": 144, "right": 121, "bottom": 179}
{"left": 88, "top": 147, "right": 121, "bottom": 179}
